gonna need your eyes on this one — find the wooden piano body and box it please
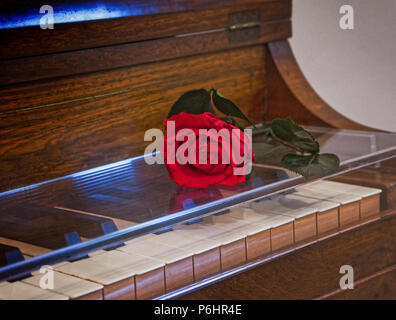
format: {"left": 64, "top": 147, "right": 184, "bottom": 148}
{"left": 0, "top": 0, "right": 395, "bottom": 299}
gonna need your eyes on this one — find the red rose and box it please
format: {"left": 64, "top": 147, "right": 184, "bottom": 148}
{"left": 163, "top": 112, "right": 254, "bottom": 188}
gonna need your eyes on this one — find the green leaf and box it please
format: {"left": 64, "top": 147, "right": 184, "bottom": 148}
{"left": 168, "top": 89, "right": 215, "bottom": 118}
{"left": 281, "top": 153, "right": 340, "bottom": 177}
{"left": 212, "top": 89, "right": 255, "bottom": 127}
{"left": 252, "top": 141, "right": 293, "bottom": 164}
{"left": 271, "top": 118, "right": 319, "bottom": 153}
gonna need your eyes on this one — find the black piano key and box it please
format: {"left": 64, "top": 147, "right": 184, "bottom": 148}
{"left": 182, "top": 199, "right": 203, "bottom": 225}
{"left": 0, "top": 243, "right": 30, "bottom": 281}
{"left": 153, "top": 226, "right": 174, "bottom": 235}
{"left": 0, "top": 243, "right": 25, "bottom": 267}
{"left": 64, "top": 232, "right": 88, "bottom": 261}
{"left": 100, "top": 220, "right": 124, "bottom": 250}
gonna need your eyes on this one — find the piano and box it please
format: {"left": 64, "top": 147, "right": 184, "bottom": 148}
{"left": 0, "top": 0, "right": 395, "bottom": 300}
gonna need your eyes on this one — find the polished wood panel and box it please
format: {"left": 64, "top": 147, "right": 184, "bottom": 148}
{"left": 326, "top": 266, "right": 396, "bottom": 300}
{"left": 0, "top": 46, "right": 261, "bottom": 113}
{"left": 0, "top": 0, "right": 291, "bottom": 60}
{"left": 0, "top": 46, "right": 266, "bottom": 191}
{"left": 0, "top": 20, "right": 290, "bottom": 86}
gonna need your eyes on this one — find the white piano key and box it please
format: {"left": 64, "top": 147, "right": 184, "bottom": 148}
{"left": 119, "top": 236, "right": 197, "bottom": 291}
{"left": 57, "top": 250, "right": 167, "bottom": 299}
{"left": 118, "top": 238, "right": 192, "bottom": 264}
{"left": 295, "top": 186, "right": 362, "bottom": 205}
{"left": 124, "top": 233, "right": 157, "bottom": 245}
{"left": 56, "top": 250, "right": 163, "bottom": 286}
{"left": 251, "top": 193, "right": 339, "bottom": 218}
{"left": 174, "top": 219, "right": 246, "bottom": 245}
{"left": 173, "top": 216, "right": 252, "bottom": 270}
{"left": 175, "top": 207, "right": 293, "bottom": 244}
{"left": 228, "top": 206, "right": 295, "bottom": 252}
{"left": 307, "top": 180, "right": 381, "bottom": 197}
{"left": 22, "top": 270, "right": 103, "bottom": 300}
{"left": 205, "top": 208, "right": 294, "bottom": 235}
{"left": 250, "top": 195, "right": 317, "bottom": 219}
{"left": 0, "top": 281, "right": 69, "bottom": 300}
{"left": 145, "top": 230, "right": 222, "bottom": 281}
{"left": 227, "top": 206, "right": 294, "bottom": 230}
{"left": 297, "top": 181, "right": 365, "bottom": 227}
{"left": 147, "top": 230, "right": 220, "bottom": 255}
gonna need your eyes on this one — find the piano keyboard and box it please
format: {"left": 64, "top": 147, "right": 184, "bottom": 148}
{"left": 0, "top": 180, "right": 382, "bottom": 300}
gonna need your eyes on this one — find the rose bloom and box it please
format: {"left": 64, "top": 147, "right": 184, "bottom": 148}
{"left": 163, "top": 112, "right": 254, "bottom": 188}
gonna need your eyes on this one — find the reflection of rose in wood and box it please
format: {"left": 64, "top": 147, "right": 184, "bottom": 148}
{"left": 167, "top": 187, "right": 224, "bottom": 214}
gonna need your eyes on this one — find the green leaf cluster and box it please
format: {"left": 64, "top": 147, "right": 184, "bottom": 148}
{"left": 255, "top": 117, "right": 340, "bottom": 177}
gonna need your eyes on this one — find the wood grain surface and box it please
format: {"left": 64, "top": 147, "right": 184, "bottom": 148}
{"left": 0, "top": 0, "right": 291, "bottom": 60}
{"left": 0, "top": 46, "right": 266, "bottom": 191}
{"left": 325, "top": 265, "right": 396, "bottom": 300}
{"left": 0, "top": 20, "right": 290, "bottom": 86}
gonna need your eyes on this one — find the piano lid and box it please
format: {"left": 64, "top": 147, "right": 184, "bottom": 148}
{"left": 0, "top": 126, "right": 395, "bottom": 281}
{"left": 0, "top": 0, "right": 249, "bottom": 29}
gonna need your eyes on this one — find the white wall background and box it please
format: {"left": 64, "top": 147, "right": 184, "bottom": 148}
{"left": 289, "top": 0, "right": 396, "bottom": 132}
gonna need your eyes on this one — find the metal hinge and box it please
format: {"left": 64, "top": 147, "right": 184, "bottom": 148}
{"left": 228, "top": 10, "right": 260, "bottom": 43}
{"left": 175, "top": 9, "right": 261, "bottom": 42}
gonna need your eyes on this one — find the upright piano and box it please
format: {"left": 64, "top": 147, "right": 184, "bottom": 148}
{"left": 0, "top": 0, "right": 395, "bottom": 300}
